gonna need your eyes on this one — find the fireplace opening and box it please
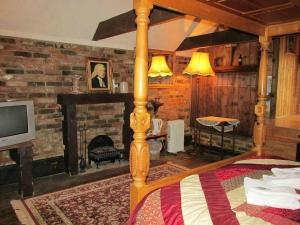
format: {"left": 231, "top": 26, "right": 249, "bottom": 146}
{"left": 88, "top": 135, "right": 121, "bottom": 168}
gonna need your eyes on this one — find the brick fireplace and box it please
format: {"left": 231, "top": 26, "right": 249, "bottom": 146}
{"left": 57, "top": 93, "right": 133, "bottom": 175}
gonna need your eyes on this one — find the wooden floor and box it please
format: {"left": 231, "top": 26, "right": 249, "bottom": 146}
{"left": 0, "top": 147, "right": 230, "bottom": 225}
{"left": 265, "top": 114, "right": 300, "bottom": 160}
{"left": 274, "top": 114, "right": 300, "bottom": 130}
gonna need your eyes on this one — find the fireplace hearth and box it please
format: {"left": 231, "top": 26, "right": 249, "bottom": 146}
{"left": 88, "top": 135, "right": 121, "bottom": 168}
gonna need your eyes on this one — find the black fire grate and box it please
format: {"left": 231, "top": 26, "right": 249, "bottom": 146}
{"left": 88, "top": 135, "right": 121, "bottom": 168}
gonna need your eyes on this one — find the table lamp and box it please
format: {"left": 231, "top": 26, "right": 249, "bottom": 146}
{"left": 148, "top": 56, "right": 173, "bottom": 77}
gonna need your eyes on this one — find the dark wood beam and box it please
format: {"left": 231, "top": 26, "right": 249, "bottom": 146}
{"left": 176, "top": 29, "right": 258, "bottom": 51}
{"left": 93, "top": 7, "right": 182, "bottom": 41}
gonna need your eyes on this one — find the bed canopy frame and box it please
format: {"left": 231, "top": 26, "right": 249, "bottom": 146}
{"left": 130, "top": 0, "right": 300, "bottom": 211}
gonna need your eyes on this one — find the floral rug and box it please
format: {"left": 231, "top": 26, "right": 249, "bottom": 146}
{"left": 11, "top": 163, "right": 186, "bottom": 225}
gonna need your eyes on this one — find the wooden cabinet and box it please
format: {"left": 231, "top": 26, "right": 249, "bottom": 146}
{"left": 0, "top": 142, "right": 33, "bottom": 197}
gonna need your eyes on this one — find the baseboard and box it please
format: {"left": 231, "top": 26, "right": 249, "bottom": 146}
{"left": 0, "top": 156, "right": 65, "bottom": 185}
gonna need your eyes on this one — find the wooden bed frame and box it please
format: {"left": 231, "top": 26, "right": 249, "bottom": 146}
{"left": 129, "top": 0, "right": 300, "bottom": 211}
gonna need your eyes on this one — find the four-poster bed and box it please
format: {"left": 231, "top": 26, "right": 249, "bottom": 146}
{"left": 129, "top": 0, "right": 300, "bottom": 222}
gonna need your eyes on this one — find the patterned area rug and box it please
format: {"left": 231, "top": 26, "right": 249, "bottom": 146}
{"left": 11, "top": 163, "right": 186, "bottom": 225}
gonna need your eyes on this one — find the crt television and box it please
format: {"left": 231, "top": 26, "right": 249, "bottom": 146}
{"left": 0, "top": 100, "right": 36, "bottom": 148}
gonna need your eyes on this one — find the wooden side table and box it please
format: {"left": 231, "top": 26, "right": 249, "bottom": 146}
{"left": 195, "top": 116, "right": 240, "bottom": 159}
{"left": 0, "top": 142, "right": 33, "bottom": 197}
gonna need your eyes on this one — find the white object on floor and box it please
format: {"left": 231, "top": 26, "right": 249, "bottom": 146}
{"left": 148, "top": 139, "right": 162, "bottom": 160}
{"left": 271, "top": 167, "right": 300, "bottom": 176}
{"left": 167, "top": 120, "right": 184, "bottom": 154}
{"left": 263, "top": 174, "right": 300, "bottom": 189}
{"left": 244, "top": 177, "right": 300, "bottom": 210}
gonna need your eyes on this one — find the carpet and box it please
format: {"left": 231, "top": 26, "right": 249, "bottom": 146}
{"left": 11, "top": 162, "right": 187, "bottom": 225}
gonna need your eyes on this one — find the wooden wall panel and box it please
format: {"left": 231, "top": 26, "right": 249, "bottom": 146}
{"left": 191, "top": 73, "right": 257, "bottom": 137}
{"left": 294, "top": 34, "right": 300, "bottom": 114}
{"left": 189, "top": 41, "right": 259, "bottom": 137}
{"left": 276, "top": 37, "right": 298, "bottom": 118}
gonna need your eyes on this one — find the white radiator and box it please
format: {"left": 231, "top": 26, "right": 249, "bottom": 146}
{"left": 167, "top": 120, "right": 184, "bottom": 153}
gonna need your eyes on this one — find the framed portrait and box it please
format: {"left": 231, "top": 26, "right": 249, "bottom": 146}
{"left": 148, "top": 49, "right": 175, "bottom": 89}
{"left": 87, "top": 60, "right": 112, "bottom": 92}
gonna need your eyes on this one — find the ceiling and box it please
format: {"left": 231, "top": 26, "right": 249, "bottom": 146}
{"left": 0, "top": 0, "right": 217, "bottom": 52}
{"left": 196, "top": 0, "right": 300, "bottom": 25}
{"left": 0, "top": 0, "right": 299, "bottom": 53}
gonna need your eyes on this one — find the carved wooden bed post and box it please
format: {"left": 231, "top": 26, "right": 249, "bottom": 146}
{"left": 253, "top": 35, "right": 271, "bottom": 156}
{"left": 130, "top": 0, "right": 153, "bottom": 211}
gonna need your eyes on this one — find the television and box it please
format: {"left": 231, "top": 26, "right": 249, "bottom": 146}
{"left": 0, "top": 100, "right": 36, "bottom": 148}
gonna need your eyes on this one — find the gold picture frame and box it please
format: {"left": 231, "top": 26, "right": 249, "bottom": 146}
{"left": 87, "top": 60, "right": 112, "bottom": 92}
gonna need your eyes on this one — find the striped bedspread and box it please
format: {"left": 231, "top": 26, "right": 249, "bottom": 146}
{"left": 128, "top": 158, "right": 300, "bottom": 225}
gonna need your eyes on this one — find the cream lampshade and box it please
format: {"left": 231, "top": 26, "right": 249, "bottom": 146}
{"left": 148, "top": 56, "right": 173, "bottom": 77}
{"left": 183, "top": 52, "right": 215, "bottom": 76}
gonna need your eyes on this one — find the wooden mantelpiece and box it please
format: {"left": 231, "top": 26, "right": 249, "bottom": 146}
{"left": 57, "top": 93, "right": 134, "bottom": 175}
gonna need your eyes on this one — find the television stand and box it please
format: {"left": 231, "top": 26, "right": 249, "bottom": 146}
{"left": 0, "top": 141, "right": 33, "bottom": 197}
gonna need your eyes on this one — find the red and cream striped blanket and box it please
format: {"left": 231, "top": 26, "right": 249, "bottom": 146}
{"left": 128, "top": 158, "right": 300, "bottom": 225}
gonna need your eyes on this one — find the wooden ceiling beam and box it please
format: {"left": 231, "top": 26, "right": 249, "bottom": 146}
{"left": 93, "top": 7, "right": 182, "bottom": 41}
{"left": 176, "top": 29, "right": 258, "bottom": 51}
{"left": 290, "top": 0, "right": 300, "bottom": 7}
{"left": 152, "top": 0, "right": 266, "bottom": 36}
{"left": 267, "top": 20, "right": 300, "bottom": 37}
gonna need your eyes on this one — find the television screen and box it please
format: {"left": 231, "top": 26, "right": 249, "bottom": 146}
{"left": 0, "top": 100, "right": 35, "bottom": 147}
{"left": 0, "top": 105, "right": 28, "bottom": 138}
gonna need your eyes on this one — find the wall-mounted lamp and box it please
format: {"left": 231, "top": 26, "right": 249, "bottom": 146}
{"left": 148, "top": 56, "right": 173, "bottom": 77}
{"left": 183, "top": 52, "right": 215, "bottom": 76}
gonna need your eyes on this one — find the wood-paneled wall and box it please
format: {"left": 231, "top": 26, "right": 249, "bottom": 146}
{"left": 276, "top": 36, "right": 298, "bottom": 118}
{"left": 191, "top": 72, "right": 257, "bottom": 136}
{"left": 190, "top": 42, "right": 259, "bottom": 137}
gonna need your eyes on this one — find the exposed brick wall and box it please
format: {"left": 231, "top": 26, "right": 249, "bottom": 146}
{"left": 76, "top": 103, "right": 125, "bottom": 149}
{"left": 0, "top": 36, "right": 134, "bottom": 164}
{"left": 0, "top": 36, "right": 191, "bottom": 165}
{"left": 0, "top": 35, "right": 256, "bottom": 165}
{"left": 196, "top": 131, "right": 253, "bottom": 152}
{"left": 148, "top": 77, "right": 191, "bottom": 133}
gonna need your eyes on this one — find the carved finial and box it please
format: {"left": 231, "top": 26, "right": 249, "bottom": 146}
{"left": 259, "top": 36, "right": 270, "bottom": 51}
